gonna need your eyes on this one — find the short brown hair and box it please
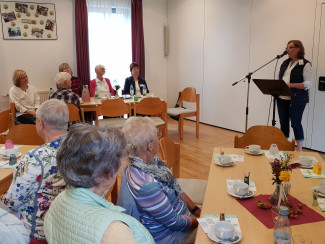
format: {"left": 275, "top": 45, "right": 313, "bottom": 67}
{"left": 12, "top": 69, "right": 27, "bottom": 87}
{"left": 129, "top": 62, "right": 139, "bottom": 72}
{"left": 287, "top": 40, "right": 305, "bottom": 59}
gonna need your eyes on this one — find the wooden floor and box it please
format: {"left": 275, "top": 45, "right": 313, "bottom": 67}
{"left": 165, "top": 118, "right": 325, "bottom": 180}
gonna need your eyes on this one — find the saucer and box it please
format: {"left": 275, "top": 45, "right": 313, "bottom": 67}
{"left": 215, "top": 160, "right": 235, "bottom": 167}
{"left": 227, "top": 189, "right": 254, "bottom": 199}
{"left": 312, "top": 186, "right": 325, "bottom": 197}
{"left": 296, "top": 160, "right": 313, "bottom": 169}
{"left": 207, "top": 226, "right": 242, "bottom": 243}
{"left": 2, "top": 152, "right": 22, "bottom": 159}
{"left": 244, "top": 149, "right": 264, "bottom": 156}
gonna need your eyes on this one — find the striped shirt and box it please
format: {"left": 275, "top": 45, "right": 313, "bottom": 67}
{"left": 126, "top": 165, "right": 192, "bottom": 241}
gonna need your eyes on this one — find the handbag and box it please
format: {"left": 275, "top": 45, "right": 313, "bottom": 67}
{"left": 170, "top": 93, "right": 184, "bottom": 121}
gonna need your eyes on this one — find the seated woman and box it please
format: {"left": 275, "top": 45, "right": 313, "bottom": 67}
{"left": 58, "top": 63, "right": 82, "bottom": 97}
{"left": 123, "top": 62, "right": 149, "bottom": 96}
{"left": 120, "top": 117, "right": 199, "bottom": 244}
{"left": 89, "top": 65, "right": 115, "bottom": 98}
{"left": 44, "top": 124, "right": 154, "bottom": 244}
{"left": 9, "top": 69, "right": 40, "bottom": 124}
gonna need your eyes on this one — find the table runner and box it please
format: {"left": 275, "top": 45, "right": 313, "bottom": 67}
{"left": 236, "top": 194, "right": 325, "bottom": 229}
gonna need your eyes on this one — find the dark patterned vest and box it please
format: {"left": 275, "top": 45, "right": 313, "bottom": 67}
{"left": 279, "top": 58, "right": 311, "bottom": 105}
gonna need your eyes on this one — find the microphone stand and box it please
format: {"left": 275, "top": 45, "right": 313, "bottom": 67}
{"left": 232, "top": 53, "right": 286, "bottom": 132}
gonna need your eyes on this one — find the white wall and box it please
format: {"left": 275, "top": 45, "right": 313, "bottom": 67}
{"left": 0, "top": 0, "right": 75, "bottom": 100}
{"left": 143, "top": 0, "right": 168, "bottom": 101}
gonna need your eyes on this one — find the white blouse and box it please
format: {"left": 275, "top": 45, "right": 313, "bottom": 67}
{"left": 9, "top": 85, "right": 40, "bottom": 116}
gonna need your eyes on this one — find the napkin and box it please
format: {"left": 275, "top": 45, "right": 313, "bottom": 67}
{"left": 264, "top": 150, "right": 286, "bottom": 159}
{"left": 214, "top": 154, "right": 244, "bottom": 162}
{"left": 300, "top": 169, "right": 325, "bottom": 179}
{"left": 0, "top": 160, "right": 19, "bottom": 169}
{"left": 0, "top": 145, "right": 23, "bottom": 155}
{"left": 226, "top": 179, "right": 257, "bottom": 192}
{"left": 198, "top": 215, "right": 241, "bottom": 234}
{"left": 318, "top": 198, "right": 325, "bottom": 212}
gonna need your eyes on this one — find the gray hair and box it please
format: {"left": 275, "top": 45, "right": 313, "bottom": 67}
{"left": 95, "top": 64, "right": 105, "bottom": 72}
{"left": 122, "top": 117, "right": 157, "bottom": 156}
{"left": 57, "top": 124, "right": 126, "bottom": 188}
{"left": 55, "top": 72, "right": 71, "bottom": 88}
{"left": 36, "top": 99, "right": 69, "bottom": 131}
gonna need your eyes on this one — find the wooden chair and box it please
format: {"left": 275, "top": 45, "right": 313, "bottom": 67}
{"left": 159, "top": 137, "right": 207, "bottom": 206}
{"left": 98, "top": 99, "right": 131, "bottom": 128}
{"left": 66, "top": 103, "right": 85, "bottom": 123}
{"left": 134, "top": 97, "right": 168, "bottom": 137}
{"left": 234, "top": 125, "right": 296, "bottom": 151}
{"left": 0, "top": 110, "right": 14, "bottom": 143}
{"left": 5, "top": 124, "right": 44, "bottom": 145}
{"left": 167, "top": 87, "right": 200, "bottom": 140}
{"left": 10, "top": 102, "right": 16, "bottom": 125}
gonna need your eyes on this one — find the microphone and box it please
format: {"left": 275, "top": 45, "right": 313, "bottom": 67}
{"left": 277, "top": 51, "right": 287, "bottom": 59}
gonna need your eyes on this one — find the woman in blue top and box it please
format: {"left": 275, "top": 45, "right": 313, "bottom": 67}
{"left": 277, "top": 40, "right": 312, "bottom": 151}
{"left": 123, "top": 62, "right": 149, "bottom": 96}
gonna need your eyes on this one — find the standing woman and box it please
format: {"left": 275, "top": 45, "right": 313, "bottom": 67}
{"left": 123, "top": 62, "right": 149, "bottom": 96}
{"left": 277, "top": 40, "right": 312, "bottom": 151}
{"left": 9, "top": 70, "right": 40, "bottom": 124}
{"left": 89, "top": 65, "right": 115, "bottom": 98}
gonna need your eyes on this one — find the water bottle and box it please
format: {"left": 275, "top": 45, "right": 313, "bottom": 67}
{"left": 130, "top": 84, "right": 134, "bottom": 96}
{"left": 142, "top": 85, "right": 147, "bottom": 96}
{"left": 95, "top": 85, "right": 99, "bottom": 99}
{"left": 82, "top": 85, "right": 90, "bottom": 102}
{"left": 273, "top": 206, "right": 291, "bottom": 244}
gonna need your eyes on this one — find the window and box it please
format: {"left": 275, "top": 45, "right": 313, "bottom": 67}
{"left": 87, "top": 0, "right": 131, "bottom": 88}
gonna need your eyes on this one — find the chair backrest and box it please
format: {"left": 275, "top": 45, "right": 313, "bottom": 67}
{"left": 135, "top": 97, "right": 166, "bottom": 116}
{"left": 179, "top": 87, "right": 198, "bottom": 103}
{"left": 10, "top": 102, "right": 16, "bottom": 124}
{"left": 5, "top": 124, "right": 44, "bottom": 145}
{"left": 0, "top": 110, "right": 13, "bottom": 143}
{"left": 66, "top": 103, "right": 84, "bottom": 122}
{"left": 159, "top": 137, "right": 180, "bottom": 178}
{"left": 100, "top": 99, "right": 131, "bottom": 117}
{"left": 234, "top": 125, "right": 296, "bottom": 151}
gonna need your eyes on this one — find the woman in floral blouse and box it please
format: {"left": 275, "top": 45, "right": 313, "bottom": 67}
{"left": 1, "top": 99, "right": 69, "bottom": 244}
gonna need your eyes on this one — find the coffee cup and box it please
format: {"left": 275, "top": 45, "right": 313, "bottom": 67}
{"left": 299, "top": 156, "right": 314, "bottom": 167}
{"left": 5, "top": 148, "right": 18, "bottom": 157}
{"left": 233, "top": 182, "right": 249, "bottom": 196}
{"left": 215, "top": 221, "right": 235, "bottom": 240}
{"left": 318, "top": 182, "right": 325, "bottom": 194}
{"left": 218, "top": 155, "right": 232, "bottom": 165}
{"left": 245, "top": 144, "right": 261, "bottom": 153}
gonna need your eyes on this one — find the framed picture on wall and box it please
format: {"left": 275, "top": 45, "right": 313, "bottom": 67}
{"left": 0, "top": 1, "right": 57, "bottom": 40}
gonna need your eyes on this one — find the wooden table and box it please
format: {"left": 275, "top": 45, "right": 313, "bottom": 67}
{"left": 0, "top": 145, "right": 37, "bottom": 195}
{"left": 195, "top": 148, "right": 325, "bottom": 243}
{"left": 81, "top": 96, "right": 162, "bottom": 126}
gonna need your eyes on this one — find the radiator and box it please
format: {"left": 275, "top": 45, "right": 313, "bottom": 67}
{"left": 38, "top": 90, "right": 51, "bottom": 104}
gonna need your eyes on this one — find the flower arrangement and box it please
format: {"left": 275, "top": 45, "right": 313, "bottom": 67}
{"left": 270, "top": 152, "right": 300, "bottom": 184}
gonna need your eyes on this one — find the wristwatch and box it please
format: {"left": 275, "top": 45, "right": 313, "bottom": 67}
{"left": 190, "top": 206, "right": 200, "bottom": 214}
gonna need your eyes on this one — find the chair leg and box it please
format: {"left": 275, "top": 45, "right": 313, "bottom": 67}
{"left": 179, "top": 116, "right": 184, "bottom": 140}
{"left": 196, "top": 115, "right": 199, "bottom": 137}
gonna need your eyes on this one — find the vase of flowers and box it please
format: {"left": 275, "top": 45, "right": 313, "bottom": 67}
{"left": 270, "top": 153, "right": 300, "bottom": 207}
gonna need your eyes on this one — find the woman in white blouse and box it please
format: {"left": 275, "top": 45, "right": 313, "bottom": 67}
{"left": 9, "top": 70, "right": 40, "bottom": 124}
{"left": 277, "top": 40, "right": 312, "bottom": 151}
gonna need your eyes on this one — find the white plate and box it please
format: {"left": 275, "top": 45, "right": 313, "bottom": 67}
{"left": 312, "top": 186, "right": 325, "bottom": 197}
{"left": 215, "top": 160, "right": 235, "bottom": 167}
{"left": 244, "top": 149, "right": 264, "bottom": 156}
{"left": 296, "top": 160, "right": 313, "bottom": 169}
{"left": 2, "top": 152, "right": 22, "bottom": 159}
{"left": 207, "top": 226, "right": 242, "bottom": 244}
{"left": 227, "top": 189, "right": 254, "bottom": 199}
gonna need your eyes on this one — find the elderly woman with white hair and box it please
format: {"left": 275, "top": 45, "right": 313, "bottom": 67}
{"left": 89, "top": 64, "right": 115, "bottom": 98}
{"left": 1, "top": 99, "right": 69, "bottom": 244}
{"left": 50, "top": 72, "right": 80, "bottom": 109}
{"left": 119, "top": 117, "right": 199, "bottom": 244}
{"left": 44, "top": 124, "right": 155, "bottom": 244}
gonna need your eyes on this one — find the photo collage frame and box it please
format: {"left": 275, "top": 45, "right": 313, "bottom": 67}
{"left": 0, "top": 1, "right": 57, "bottom": 40}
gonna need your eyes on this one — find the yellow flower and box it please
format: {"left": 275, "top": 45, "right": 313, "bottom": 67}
{"left": 279, "top": 171, "right": 290, "bottom": 182}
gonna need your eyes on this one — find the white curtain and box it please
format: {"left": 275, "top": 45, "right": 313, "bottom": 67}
{"left": 87, "top": 0, "right": 131, "bottom": 87}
